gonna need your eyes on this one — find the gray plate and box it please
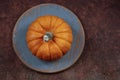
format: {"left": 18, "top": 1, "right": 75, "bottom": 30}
{"left": 12, "top": 3, "right": 85, "bottom": 73}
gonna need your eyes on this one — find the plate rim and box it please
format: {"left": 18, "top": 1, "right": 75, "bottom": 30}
{"left": 12, "top": 3, "right": 85, "bottom": 73}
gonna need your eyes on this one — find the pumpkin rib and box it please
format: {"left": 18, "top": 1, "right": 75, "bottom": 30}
{"left": 27, "top": 39, "right": 42, "bottom": 55}
{"left": 49, "top": 41, "right": 63, "bottom": 60}
{"left": 52, "top": 18, "right": 64, "bottom": 31}
{"left": 29, "top": 25, "right": 46, "bottom": 34}
{"left": 54, "top": 28, "right": 72, "bottom": 34}
{"left": 52, "top": 40, "right": 64, "bottom": 55}
{"left": 54, "top": 32, "right": 72, "bottom": 43}
{"left": 49, "top": 16, "right": 52, "bottom": 30}
{"left": 27, "top": 39, "right": 42, "bottom": 48}
{"left": 46, "top": 15, "right": 52, "bottom": 28}
{"left": 36, "top": 21, "right": 47, "bottom": 33}
{"left": 54, "top": 30, "right": 72, "bottom": 35}
{"left": 29, "top": 21, "right": 46, "bottom": 34}
{"left": 54, "top": 22, "right": 72, "bottom": 33}
{"left": 54, "top": 42, "right": 63, "bottom": 56}
{"left": 30, "top": 43, "right": 42, "bottom": 56}
{"left": 36, "top": 43, "right": 43, "bottom": 59}
{"left": 26, "top": 30, "right": 43, "bottom": 35}
{"left": 26, "top": 30, "right": 43, "bottom": 42}
{"left": 54, "top": 35, "right": 72, "bottom": 43}
{"left": 48, "top": 41, "right": 52, "bottom": 61}
{"left": 36, "top": 42, "right": 50, "bottom": 61}
{"left": 39, "top": 22, "right": 48, "bottom": 31}
{"left": 37, "top": 16, "right": 51, "bottom": 31}
{"left": 48, "top": 42, "right": 51, "bottom": 61}
{"left": 26, "top": 38, "right": 42, "bottom": 43}
{"left": 51, "top": 16, "right": 58, "bottom": 25}
{"left": 28, "top": 28, "right": 44, "bottom": 34}
{"left": 50, "top": 16, "right": 58, "bottom": 32}
{"left": 54, "top": 38, "right": 71, "bottom": 55}
{"left": 36, "top": 17, "right": 47, "bottom": 31}
{"left": 43, "top": 16, "right": 51, "bottom": 31}
{"left": 31, "top": 40, "right": 43, "bottom": 56}
{"left": 53, "top": 30, "right": 72, "bottom": 34}
{"left": 54, "top": 37, "right": 72, "bottom": 43}
{"left": 53, "top": 21, "right": 64, "bottom": 32}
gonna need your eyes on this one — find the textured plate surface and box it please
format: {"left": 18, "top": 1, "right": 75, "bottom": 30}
{"left": 13, "top": 3, "right": 85, "bottom": 73}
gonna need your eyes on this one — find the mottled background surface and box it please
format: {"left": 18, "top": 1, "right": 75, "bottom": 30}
{"left": 0, "top": 0, "right": 120, "bottom": 80}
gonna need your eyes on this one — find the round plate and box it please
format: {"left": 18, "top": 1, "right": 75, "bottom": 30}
{"left": 13, "top": 3, "right": 85, "bottom": 73}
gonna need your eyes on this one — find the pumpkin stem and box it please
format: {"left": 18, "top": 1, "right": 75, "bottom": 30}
{"left": 43, "top": 32, "right": 53, "bottom": 42}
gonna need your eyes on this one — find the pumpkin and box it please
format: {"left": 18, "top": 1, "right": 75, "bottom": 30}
{"left": 26, "top": 15, "right": 73, "bottom": 61}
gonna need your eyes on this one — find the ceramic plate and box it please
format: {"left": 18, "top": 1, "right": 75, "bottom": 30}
{"left": 13, "top": 3, "right": 85, "bottom": 73}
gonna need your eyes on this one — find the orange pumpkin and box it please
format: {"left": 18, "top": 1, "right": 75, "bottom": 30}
{"left": 26, "top": 15, "right": 73, "bottom": 61}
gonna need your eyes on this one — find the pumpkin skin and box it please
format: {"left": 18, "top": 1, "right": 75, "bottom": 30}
{"left": 26, "top": 15, "right": 73, "bottom": 61}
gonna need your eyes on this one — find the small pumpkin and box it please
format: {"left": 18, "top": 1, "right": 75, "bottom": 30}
{"left": 26, "top": 15, "right": 73, "bottom": 61}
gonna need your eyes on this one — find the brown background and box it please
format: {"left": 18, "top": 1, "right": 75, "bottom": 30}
{"left": 0, "top": 0, "right": 120, "bottom": 80}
